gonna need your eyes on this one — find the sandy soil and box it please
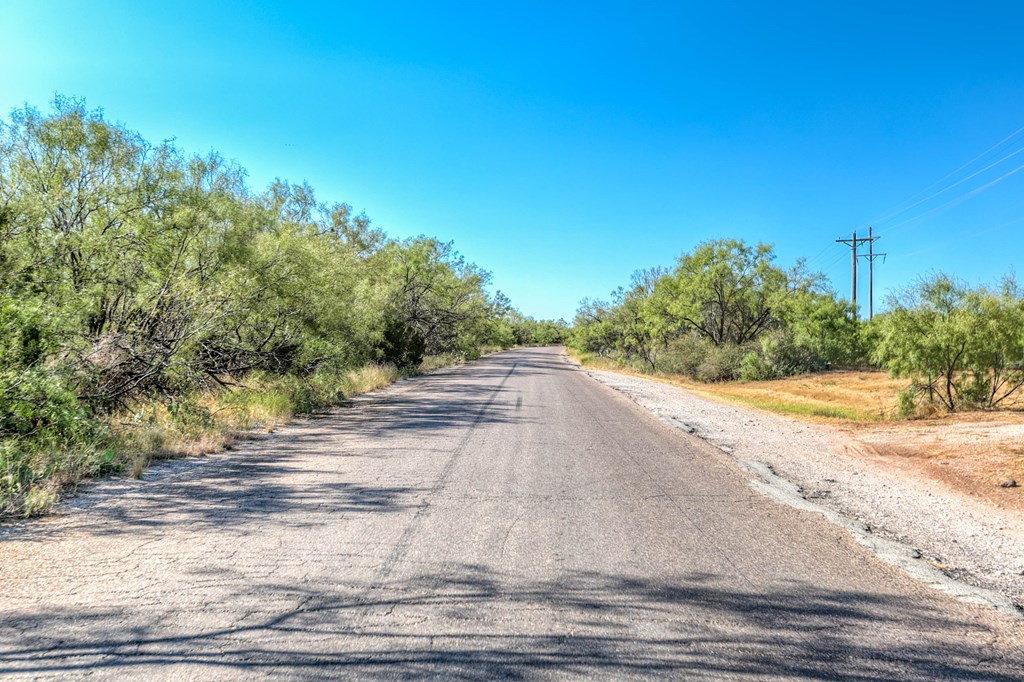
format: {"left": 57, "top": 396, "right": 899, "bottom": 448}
{"left": 845, "top": 413, "right": 1024, "bottom": 515}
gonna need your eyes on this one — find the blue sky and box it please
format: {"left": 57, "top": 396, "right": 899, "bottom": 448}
{"left": 2, "top": 1, "right": 1023, "bottom": 320}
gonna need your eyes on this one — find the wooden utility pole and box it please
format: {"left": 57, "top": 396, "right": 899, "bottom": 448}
{"left": 836, "top": 230, "right": 875, "bottom": 317}
{"left": 857, "top": 226, "right": 886, "bottom": 320}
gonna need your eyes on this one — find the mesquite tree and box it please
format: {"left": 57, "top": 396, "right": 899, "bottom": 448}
{"left": 873, "top": 274, "right": 1024, "bottom": 411}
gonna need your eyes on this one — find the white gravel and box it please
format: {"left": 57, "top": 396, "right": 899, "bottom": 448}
{"left": 586, "top": 368, "right": 1024, "bottom": 615}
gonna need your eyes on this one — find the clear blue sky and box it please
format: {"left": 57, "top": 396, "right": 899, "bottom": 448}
{"left": 2, "top": 1, "right": 1023, "bottom": 320}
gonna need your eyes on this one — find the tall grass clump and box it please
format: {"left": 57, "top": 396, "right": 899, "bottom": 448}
{"left": 419, "top": 353, "right": 471, "bottom": 372}
{"left": 163, "top": 363, "right": 401, "bottom": 437}
{"left": 0, "top": 367, "right": 126, "bottom": 516}
{"left": 338, "top": 364, "right": 401, "bottom": 398}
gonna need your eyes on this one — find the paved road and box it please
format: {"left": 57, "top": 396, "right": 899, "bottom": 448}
{"left": 1, "top": 347, "right": 1022, "bottom": 680}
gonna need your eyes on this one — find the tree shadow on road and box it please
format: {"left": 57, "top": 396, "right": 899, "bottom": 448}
{"left": 0, "top": 349, "right": 554, "bottom": 543}
{"left": 0, "top": 357, "right": 537, "bottom": 543}
{"left": 1, "top": 564, "right": 1019, "bottom": 680}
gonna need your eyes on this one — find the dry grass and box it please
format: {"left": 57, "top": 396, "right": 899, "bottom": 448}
{"left": 685, "top": 371, "right": 906, "bottom": 422}
{"left": 417, "top": 353, "right": 465, "bottom": 373}
{"left": 567, "top": 349, "right": 902, "bottom": 422}
{"left": 336, "top": 364, "right": 401, "bottom": 400}
{"left": 647, "top": 366, "right": 1023, "bottom": 425}
{"left": 111, "top": 357, "right": 458, "bottom": 476}
{"left": 114, "top": 363, "right": 409, "bottom": 463}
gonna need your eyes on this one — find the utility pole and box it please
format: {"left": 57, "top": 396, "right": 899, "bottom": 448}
{"left": 857, "top": 226, "right": 886, "bottom": 320}
{"left": 835, "top": 229, "right": 875, "bottom": 317}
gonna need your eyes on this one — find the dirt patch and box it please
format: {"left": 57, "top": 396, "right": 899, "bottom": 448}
{"left": 688, "top": 370, "right": 1024, "bottom": 514}
{"left": 842, "top": 413, "right": 1024, "bottom": 515}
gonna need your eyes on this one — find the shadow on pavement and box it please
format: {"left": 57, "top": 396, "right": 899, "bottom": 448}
{"left": 1, "top": 349, "right": 1019, "bottom": 678}
{"left": 0, "top": 351, "right": 544, "bottom": 542}
{"left": 0, "top": 565, "right": 1016, "bottom": 680}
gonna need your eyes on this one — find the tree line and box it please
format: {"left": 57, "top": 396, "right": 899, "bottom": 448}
{"left": 570, "top": 239, "right": 1024, "bottom": 414}
{"left": 571, "top": 239, "right": 864, "bottom": 381}
{"left": 3, "top": 97, "right": 1018, "bottom": 516}
{"left": 0, "top": 98, "right": 562, "bottom": 515}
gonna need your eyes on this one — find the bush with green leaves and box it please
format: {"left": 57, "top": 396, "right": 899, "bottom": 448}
{"left": 571, "top": 299, "right": 621, "bottom": 357}
{"left": 656, "top": 333, "right": 708, "bottom": 377}
{"left": 738, "top": 330, "right": 827, "bottom": 381}
{"left": 502, "top": 313, "right": 570, "bottom": 346}
{"left": 0, "top": 98, "right": 512, "bottom": 411}
{"left": 781, "top": 292, "right": 863, "bottom": 368}
{"left": 872, "top": 273, "right": 1024, "bottom": 411}
{"left": 0, "top": 97, "right": 518, "bottom": 515}
{"left": 653, "top": 239, "right": 823, "bottom": 346}
{"left": 0, "top": 369, "right": 116, "bottom": 516}
{"left": 693, "top": 342, "right": 749, "bottom": 382}
{"left": 655, "top": 334, "right": 750, "bottom": 382}
{"left": 571, "top": 239, "right": 863, "bottom": 382}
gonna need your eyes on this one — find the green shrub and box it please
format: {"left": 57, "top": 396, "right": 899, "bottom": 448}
{"left": 739, "top": 352, "right": 773, "bottom": 381}
{"left": 0, "top": 98, "right": 512, "bottom": 516}
{"left": 657, "top": 334, "right": 751, "bottom": 382}
{"left": 782, "top": 292, "right": 864, "bottom": 368}
{"left": 695, "top": 343, "right": 748, "bottom": 382}
{"left": 738, "top": 330, "right": 827, "bottom": 381}
{"left": 873, "top": 273, "right": 1024, "bottom": 411}
{"left": 657, "top": 333, "right": 708, "bottom": 377}
{"left": 895, "top": 385, "right": 919, "bottom": 418}
{"left": 378, "top": 319, "right": 426, "bottom": 368}
{"left": 0, "top": 370, "right": 101, "bottom": 443}
{"left": 0, "top": 411, "right": 118, "bottom": 517}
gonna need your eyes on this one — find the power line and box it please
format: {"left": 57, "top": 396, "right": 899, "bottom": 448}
{"left": 802, "top": 243, "right": 838, "bottom": 270}
{"left": 861, "top": 124, "right": 1024, "bottom": 230}
{"left": 820, "top": 125, "right": 1024, "bottom": 309}
{"left": 900, "top": 214, "right": 1024, "bottom": 260}
{"left": 872, "top": 145, "right": 1024, "bottom": 232}
{"left": 884, "top": 160, "right": 1024, "bottom": 235}
{"left": 819, "top": 248, "right": 849, "bottom": 271}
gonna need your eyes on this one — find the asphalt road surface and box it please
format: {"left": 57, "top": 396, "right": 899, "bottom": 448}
{"left": 1, "top": 347, "right": 1022, "bottom": 680}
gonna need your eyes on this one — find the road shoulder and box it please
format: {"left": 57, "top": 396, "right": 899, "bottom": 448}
{"left": 583, "top": 366, "right": 1024, "bottom": 618}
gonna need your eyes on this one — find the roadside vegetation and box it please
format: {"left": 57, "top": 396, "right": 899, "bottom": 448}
{"left": 570, "top": 239, "right": 1024, "bottom": 420}
{"left": 0, "top": 98, "right": 564, "bottom": 517}
{"left": 4, "top": 97, "right": 1019, "bottom": 518}
{"left": 874, "top": 274, "right": 1024, "bottom": 414}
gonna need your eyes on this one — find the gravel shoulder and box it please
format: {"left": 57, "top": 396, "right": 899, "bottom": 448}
{"left": 585, "top": 367, "right": 1024, "bottom": 614}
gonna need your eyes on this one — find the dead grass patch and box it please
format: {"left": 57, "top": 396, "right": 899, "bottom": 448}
{"left": 688, "top": 371, "right": 906, "bottom": 422}
{"left": 113, "top": 363, "right": 411, "bottom": 466}
{"left": 569, "top": 351, "right": 901, "bottom": 422}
